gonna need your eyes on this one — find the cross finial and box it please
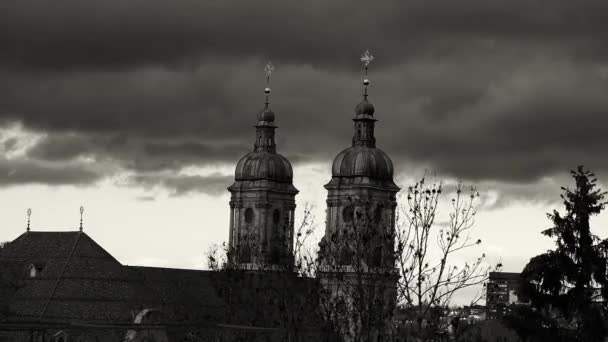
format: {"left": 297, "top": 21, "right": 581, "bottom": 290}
{"left": 79, "top": 206, "right": 84, "bottom": 231}
{"left": 361, "top": 49, "right": 374, "bottom": 68}
{"left": 26, "top": 208, "right": 31, "bottom": 232}
{"left": 360, "top": 50, "right": 374, "bottom": 99}
{"left": 263, "top": 61, "right": 274, "bottom": 105}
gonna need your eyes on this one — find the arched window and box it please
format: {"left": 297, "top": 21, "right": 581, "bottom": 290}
{"left": 240, "top": 244, "right": 252, "bottom": 263}
{"left": 28, "top": 264, "right": 37, "bottom": 278}
{"left": 342, "top": 206, "right": 354, "bottom": 223}
{"left": 244, "top": 208, "right": 254, "bottom": 224}
{"left": 339, "top": 246, "right": 352, "bottom": 265}
{"left": 28, "top": 264, "right": 43, "bottom": 278}
{"left": 273, "top": 209, "right": 281, "bottom": 225}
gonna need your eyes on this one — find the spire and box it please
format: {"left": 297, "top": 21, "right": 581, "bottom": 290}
{"left": 361, "top": 49, "right": 374, "bottom": 100}
{"left": 355, "top": 50, "right": 376, "bottom": 117}
{"left": 264, "top": 61, "right": 274, "bottom": 106}
{"left": 353, "top": 50, "right": 377, "bottom": 147}
{"left": 254, "top": 61, "right": 277, "bottom": 153}
{"left": 79, "top": 206, "right": 84, "bottom": 232}
{"left": 257, "top": 61, "right": 276, "bottom": 124}
{"left": 26, "top": 208, "right": 31, "bottom": 232}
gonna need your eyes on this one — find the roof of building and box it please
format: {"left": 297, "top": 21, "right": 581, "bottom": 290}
{"left": 331, "top": 146, "right": 395, "bottom": 180}
{"left": 0, "top": 231, "right": 225, "bottom": 326}
{"left": 0, "top": 230, "right": 325, "bottom": 339}
{"left": 234, "top": 151, "right": 295, "bottom": 184}
{"left": 128, "top": 266, "right": 224, "bottom": 323}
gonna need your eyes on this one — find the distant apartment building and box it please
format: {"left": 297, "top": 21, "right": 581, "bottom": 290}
{"left": 486, "top": 272, "right": 523, "bottom": 319}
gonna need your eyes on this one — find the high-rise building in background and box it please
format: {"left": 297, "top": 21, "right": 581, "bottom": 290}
{"left": 486, "top": 272, "right": 525, "bottom": 319}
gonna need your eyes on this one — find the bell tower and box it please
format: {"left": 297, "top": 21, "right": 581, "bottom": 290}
{"left": 318, "top": 51, "right": 400, "bottom": 342}
{"left": 228, "top": 62, "right": 298, "bottom": 270}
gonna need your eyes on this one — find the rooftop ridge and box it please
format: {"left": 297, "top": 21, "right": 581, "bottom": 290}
{"left": 128, "top": 265, "right": 212, "bottom": 273}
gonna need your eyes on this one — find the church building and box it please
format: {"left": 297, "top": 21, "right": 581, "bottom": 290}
{"left": 0, "top": 53, "right": 399, "bottom": 342}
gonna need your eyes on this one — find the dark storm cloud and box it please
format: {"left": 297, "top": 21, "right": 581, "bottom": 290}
{"left": 26, "top": 133, "right": 248, "bottom": 171}
{"left": 127, "top": 173, "right": 233, "bottom": 197}
{"left": 1, "top": 0, "right": 608, "bottom": 197}
{"left": 1, "top": 0, "right": 607, "bottom": 70}
{"left": 0, "top": 158, "right": 101, "bottom": 186}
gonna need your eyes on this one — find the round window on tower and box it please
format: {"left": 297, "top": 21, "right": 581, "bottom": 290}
{"left": 273, "top": 209, "right": 281, "bottom": 225}
{"left": 342, "top": 206, "right": 354, "bottom": 223}
{"left": 244, "top": 208, "right": 254, "bottom": 224}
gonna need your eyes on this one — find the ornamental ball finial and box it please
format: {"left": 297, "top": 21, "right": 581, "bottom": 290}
{"left": 363, "top": 78, "right": 370, "bottom": 86}
{"left": 265, "top": 87, "right": 271, "bottom": 95}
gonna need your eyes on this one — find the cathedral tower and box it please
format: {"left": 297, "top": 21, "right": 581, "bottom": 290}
{"left": 228, "top": 62, "right": 298, "bottom": 270}
{"left": 318, "top": 51, "right": 400, "bottom": 341}
{"left": 320, "top": 51, "right": 400, "bottom": 269}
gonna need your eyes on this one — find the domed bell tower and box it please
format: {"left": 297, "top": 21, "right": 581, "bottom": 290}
{"left": 320, "top": 51, "right": 400, "bottom": 269}
{"left": 228, "top": 62, "right": 298, "bottom": 270}
{"left": 318, "top": 51, "right": 400, "bottom": 342}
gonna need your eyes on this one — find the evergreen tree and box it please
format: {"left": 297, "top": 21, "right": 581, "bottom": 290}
{"left": 513, "top": 166, "right": 608, "bottom": 341}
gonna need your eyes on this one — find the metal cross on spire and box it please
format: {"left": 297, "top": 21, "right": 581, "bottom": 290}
{"left": 263, "top": 61, "right": 274, "bottom": 105}
{"left": 360, "top": 49, "right": 374, "bottom": 99}
{"left": 361, "top": 49, "right": 374, "bottom": 69}
{"left": 79, "top": 206, "right": 84, "bottom": 231}
{"left": 26, "top": 208, "right": 32, "bottom": 232}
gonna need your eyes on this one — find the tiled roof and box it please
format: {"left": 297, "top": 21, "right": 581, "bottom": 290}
{"left": 0, "top": 231, "right": 224, "bottom": 326}
{"left": 128, "top": 266, "right": 225, "bottom": 323}
{"left": 1, "top": 231, "right": 156, "bottom": 323}
{"left": 0, "top": 230, "right": 323, "bottom": 338}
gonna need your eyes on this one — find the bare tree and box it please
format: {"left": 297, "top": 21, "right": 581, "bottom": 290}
{"left": 395, "top": 177, "right": 501, "bottom": 340}
{"left": 317, "top": 198, "right": 398, "bottom": 342}
{"left": 204, "top": 204, "right": 322, "bottom": 342}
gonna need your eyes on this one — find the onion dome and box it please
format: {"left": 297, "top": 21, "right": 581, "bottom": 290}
{"left": 257, "top": 103, "right": 275, "bottom": 123}
{"left": 331, "top": 146, "right": 393, "bottom": 180}
{"left": 355, "top": 98, "right": 375, "bottom": 116}
{"left": 230, "top": 61, "right": 297, "bottom": 189}
{"left": 326, "top": 49, "right": 398, "bottom": 190}
{"left": 235, "top": 151, "right": 293, "bottom": 182}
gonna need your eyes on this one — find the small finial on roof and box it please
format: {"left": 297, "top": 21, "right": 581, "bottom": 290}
{"left": 355, "top": 50, "right": 376, "bottom": 116}
{"left": 257, "top": 61, "right": 276, "bottom": 123}
{"left": 26, "top": 208, "right": 31, "bottom": 232}
{"left": 79, "top": 206, "right": 84, "bottom": 232}
{"left": 264, "top": 61, "right": 274, "bottom": 105}
{"left": 360, "top": 49, "right": 374, "bottom": 100}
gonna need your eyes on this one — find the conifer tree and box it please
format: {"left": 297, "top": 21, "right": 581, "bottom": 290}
{"left": 515, "top": 166, "right": 608, "bottom": 341}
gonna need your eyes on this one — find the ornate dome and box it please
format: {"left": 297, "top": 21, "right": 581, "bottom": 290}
{"left": 257, "top": 105, "right": 275, "bottom": 123}
{"left": 355, "top": 98, "right": 375, "bottom": 116}
{"left": 331, "top": 146, "right": 394, "bottom": 180}
{"left": 235, "top": 151, "right": 293, "bottom": 182}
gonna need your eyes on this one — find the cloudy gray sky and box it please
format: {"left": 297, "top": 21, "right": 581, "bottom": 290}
{"left": 2, "top": 0, "right": 608, "bottom": 303}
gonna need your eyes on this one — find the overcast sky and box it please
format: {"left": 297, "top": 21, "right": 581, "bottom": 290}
{"left": 2, "top": 0, "right": 608, "bottom": 304}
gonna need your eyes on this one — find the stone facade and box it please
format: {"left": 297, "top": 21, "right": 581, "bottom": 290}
{"left": 228, "top": 101, "right": 298, "bottom": 269}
